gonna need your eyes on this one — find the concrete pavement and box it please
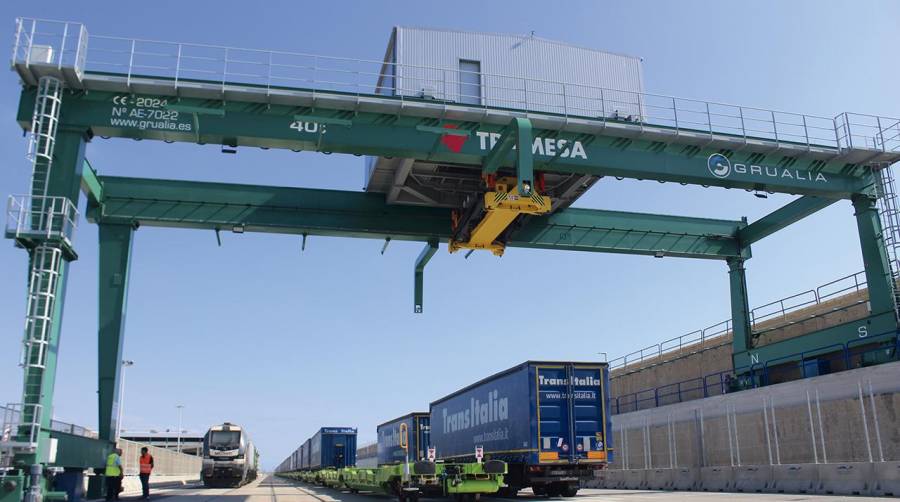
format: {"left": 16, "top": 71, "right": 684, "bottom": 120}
{"left": 144, "top": 475, "right": 892, "bottom": 502}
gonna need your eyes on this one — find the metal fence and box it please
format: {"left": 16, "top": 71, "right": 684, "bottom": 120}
{"left": 608, "top": 268, "right": 874, "bottom": 371}
{"left": 611, "top": 361, "right": 900, "bottom": 471}
{"left": 11, "top": 18, "right": 900, "bottom": 153}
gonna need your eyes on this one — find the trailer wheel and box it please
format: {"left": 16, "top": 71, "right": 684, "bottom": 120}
{"left": 532, "top": 485, "right": 548, "bottom": 497}
{"left": 561, "top": 485, "right": 579, "bottom": 498}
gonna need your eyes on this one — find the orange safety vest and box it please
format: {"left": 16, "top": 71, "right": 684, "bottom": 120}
{"left": 139, "top": 454, "right": 154, "bottom": 474}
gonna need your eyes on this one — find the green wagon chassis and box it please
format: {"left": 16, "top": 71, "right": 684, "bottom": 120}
{"left": 277, "top": 460, "right": 507, "bottom": 502}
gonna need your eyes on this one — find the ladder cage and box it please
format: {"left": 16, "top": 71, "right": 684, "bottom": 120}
{"left": 21, "top": 246, "right": 63, "bottom": 370}
{"left": 874, "top": 162, "right": 900, "bottom": 318}
{"left": 26, "top": 76, "right": 63, "bottom": 223}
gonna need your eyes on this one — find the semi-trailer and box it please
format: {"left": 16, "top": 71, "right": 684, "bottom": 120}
{"left": 377, "top": 412, "right": 430, "bottom": 465}
{"left": 430, "top": 361, "right": 612, "bottom": 497}
{"left": 288, "top": 427, "right": 356, "bottom": 483}
{"left": 309, "top": 427, "right": 357, "bottom": 469}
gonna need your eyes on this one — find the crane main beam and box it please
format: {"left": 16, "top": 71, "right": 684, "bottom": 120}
{"left": 17, "top": 88, "right": 877, "bottom": 198}
{"left": 87, "top": 175, "right": 747, "bottom": 260}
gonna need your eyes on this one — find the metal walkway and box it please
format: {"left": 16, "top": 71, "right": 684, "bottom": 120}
{"left": 12, "top": 18, "right": 900, "bottom": 171}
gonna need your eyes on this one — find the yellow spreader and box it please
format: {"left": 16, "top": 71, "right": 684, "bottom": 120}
{"left": 449, "top": 177, "right": 551, "bottom": 256}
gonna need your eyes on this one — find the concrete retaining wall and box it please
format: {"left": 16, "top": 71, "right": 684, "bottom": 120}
{"left": 119, "top": 438, "right": 201, "bottom": 476}
{"left": 597, "top": 362, "right": 900, "bottom": 496}
{"left": 609, "top": 288, "right": 870, "bottom": 406}
{"left": 590, "top": 461, "right": 900, "bottom": 496}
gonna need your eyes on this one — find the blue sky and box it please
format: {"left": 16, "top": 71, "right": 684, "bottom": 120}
{"left": 0, "top": 0, "right": 898, "bottom": 470}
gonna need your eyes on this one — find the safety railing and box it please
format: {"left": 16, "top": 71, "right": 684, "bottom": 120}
{"left": 11, "top": 18, "right": 900, "bottom": 154}
{"left": 608, "top": 268, "right": 876, "bottom": 371}
{"left": 610, "top": 330, "right": 900, "bottom": 415}
{"left": 5, "top": 195, "right": 79, "bottom": 246}
{"left": 49, "top": 419, "right": 98, "bottom": 439}
{"left": 0, "top": 405, "right": 96, "bottom": 440}
{"left": 12, "top": 18, "right": 87, "bottom": 80}
{"left": 0, "top": 403, "right": 41, "bottom": 448}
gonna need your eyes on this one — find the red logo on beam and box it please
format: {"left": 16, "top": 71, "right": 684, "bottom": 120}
{"left": 440, "top": 124, "right": 467, "bottom": 153}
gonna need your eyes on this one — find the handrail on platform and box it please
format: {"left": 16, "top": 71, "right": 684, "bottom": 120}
{"left": 10, "top": 17, "right": 900, "bottom": 154}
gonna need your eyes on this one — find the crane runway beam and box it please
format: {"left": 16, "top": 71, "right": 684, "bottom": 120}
{"left": 15, "top": 87, "right": 883, "bottom": 198}
{"left": 88, "top": 175, "right": 746, "bottom": 260}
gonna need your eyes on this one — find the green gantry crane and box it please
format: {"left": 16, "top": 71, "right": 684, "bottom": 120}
{"left": 2, "top": 17, "right": 900, "bottom": 502}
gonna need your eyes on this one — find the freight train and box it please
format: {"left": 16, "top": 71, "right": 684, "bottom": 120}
{"left": 276, "top": 361, "right": 610, "bottom": 499}
{"left": 201, "top": 422, "right": 259, "bottom": 487}
{"left": 277, "top": 423, "right": 505, "bottom": 502}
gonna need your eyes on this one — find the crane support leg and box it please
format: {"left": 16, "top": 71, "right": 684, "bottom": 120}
{"left": 728, "top": 257, "right": 752, "bottom": 355}
{"left": 5, "top": 121, "right": 88, "bottom": 502}
{"left": 97, "top": 223, "right": 134, "bottom": 441}
{"left": 853, "top": 195, "right": 897, "bottom": 317}
{"left": 414, "top": 239, "right": 439, "bottom": 313}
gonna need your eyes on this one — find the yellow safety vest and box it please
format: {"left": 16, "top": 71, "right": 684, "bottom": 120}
{"left": 105, "top": 453, "right": 121, "bottom": 477}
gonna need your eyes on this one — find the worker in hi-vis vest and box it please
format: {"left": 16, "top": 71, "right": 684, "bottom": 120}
{"left": 139, "top": 447, "right": 155, "bottom": 499}
{"left": 105, "top": 448, "right": 124, "bottom": 501}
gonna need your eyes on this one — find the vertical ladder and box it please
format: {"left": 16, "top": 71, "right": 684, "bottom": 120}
{"left": 874, "top": 162, "right": 900, "bottom": 318}
{"left": 26, "top": 77, "right": 62, "bottom": 230}
{"left": 1, "top": 77, "right": 66, "bottom": 502}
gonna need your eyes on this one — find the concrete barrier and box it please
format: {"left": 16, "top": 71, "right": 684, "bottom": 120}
{"left": 622, "top": 469, "right": 647, "bottom": 489}
{"left": 873, "top": 461, "right": 900, "bottom": 497}
{"left": 817, "top": 462, "right": 874, "bottom": 496}
{"left": 585, "top": 469, "right": 618, "bottom": 489}
{"left": 645, "top": 468, "right": 673, "bottom": 490}
{"left": 733, "top": 465, "right": 773, "bottom": 493}
{"left": 671, "top": 467, "right": 699, "bottom": 491}
{"left": 604, "top": 469, "right": 625, "bottom": 489}
{"left": 773, "top": 463, "right": 818, "bottom": 493}
{"left": 699, "top": 466, "right": 733, "bottom": 492}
